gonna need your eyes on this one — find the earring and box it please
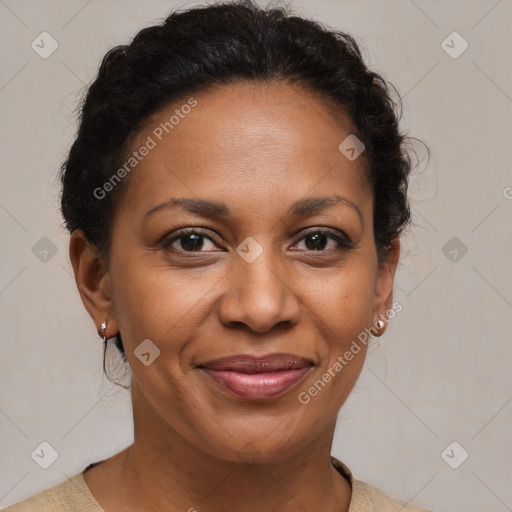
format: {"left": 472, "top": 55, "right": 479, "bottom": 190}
{"left": 376, "top": 315, "right": 385, "bottom": 329}
{"left": 100, "top": 320, "right": 108, "bottom": 342}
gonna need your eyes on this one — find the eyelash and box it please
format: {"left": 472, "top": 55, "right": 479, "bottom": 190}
{"left": 161, "top": 227, "right": 354, "bottom": 253}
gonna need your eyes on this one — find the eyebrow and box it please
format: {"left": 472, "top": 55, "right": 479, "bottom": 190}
{"left": 145, "top": 195, "right": 363, "bottom": 225}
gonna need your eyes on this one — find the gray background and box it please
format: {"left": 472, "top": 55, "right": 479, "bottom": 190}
{"left": 1, "top": 1, "right": 511, "bottom": 510}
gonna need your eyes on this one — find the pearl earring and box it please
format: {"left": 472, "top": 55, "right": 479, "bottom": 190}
{"left": 100, "top": 320, "right": 107, "bottom": 342}
{"left": 376, "top": 316, "right": 385, "bottom": 329}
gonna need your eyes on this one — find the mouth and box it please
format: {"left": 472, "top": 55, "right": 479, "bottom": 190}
{"left": 196, "top": 353, "right": 314, "bottom": 400}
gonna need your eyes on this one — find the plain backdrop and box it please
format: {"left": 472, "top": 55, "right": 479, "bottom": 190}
{"left": 1, "top": 1, "right": 511, "bottom": 511}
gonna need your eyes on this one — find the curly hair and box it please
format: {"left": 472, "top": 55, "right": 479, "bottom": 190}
{"left": 60, "top": 0, "right": 415, "bottom": 360}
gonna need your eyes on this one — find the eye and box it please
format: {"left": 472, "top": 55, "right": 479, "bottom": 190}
{"left": 292, "top": 229, "right": 354, "bottom": 252}
{"left": 161, "top": 227, "right": 354, "bottom": 254}
{"left": 162, "top": 229, "right": 220, "bottom": 252}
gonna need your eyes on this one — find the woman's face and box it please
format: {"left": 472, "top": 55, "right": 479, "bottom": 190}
{"left": 84, "top": 81, "right": 398, "bottom": 462}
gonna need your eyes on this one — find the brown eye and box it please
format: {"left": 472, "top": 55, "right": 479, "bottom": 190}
{"left": 162, "top": 230, "right": 219, "bottom": 252}
{"left": 293, "top": 229, "right": 354, "bottom": 252}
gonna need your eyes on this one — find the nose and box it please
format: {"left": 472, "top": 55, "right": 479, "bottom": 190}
{"left": 218, "top": 248, "right": 301, "bottom": 334}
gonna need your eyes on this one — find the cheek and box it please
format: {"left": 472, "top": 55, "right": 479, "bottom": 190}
{"left": 302, "top": 261, "right": 376, "bottom": 393}
{"left": 109, "top": 262, "right": 202, "bottom": 408}
{"left": 304, "top": 261, "right": 376, "bottom": 339}
{"left": 109, "top": 251, "right": 222, "bottom": 358}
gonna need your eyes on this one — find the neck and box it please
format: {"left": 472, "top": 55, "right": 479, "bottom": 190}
{"left": 87, "top": 384, "right": 352, "bottom": 512}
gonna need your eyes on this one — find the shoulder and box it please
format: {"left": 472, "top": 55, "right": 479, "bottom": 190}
{"left": 330, "top": 456, "right": 434, "bottom": 512}
{"left": 3, "top": 472, "right": 103, "bottom": 512}
{"left": 351, "top": 478, "right": 434, "bottom": 512}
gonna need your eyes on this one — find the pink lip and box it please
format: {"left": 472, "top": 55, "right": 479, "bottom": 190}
{"left": 196, "top": 353, "right": 314, "bottom": 400}
{"left": 199, "top": 367, "right": 312, "bottom": 400}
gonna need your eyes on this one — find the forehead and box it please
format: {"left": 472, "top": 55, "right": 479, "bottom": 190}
{"left": 118, "top": 81, "right": 371, "bottom": 216}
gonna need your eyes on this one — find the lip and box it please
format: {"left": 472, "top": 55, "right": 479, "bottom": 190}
{"left": 198, "top": 353, "right": 313, "bottom": 372}
{"left": 197, "top": 353, "right": 314, "bottom": 400}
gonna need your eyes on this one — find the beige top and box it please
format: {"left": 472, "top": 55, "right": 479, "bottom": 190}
{"left": 5, "top": 456, "right": 433, "bottom": 511}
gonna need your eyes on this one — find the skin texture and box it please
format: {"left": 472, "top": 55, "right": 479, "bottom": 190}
{"left": 70, "top": 81, "right": 400, "bottom": 512}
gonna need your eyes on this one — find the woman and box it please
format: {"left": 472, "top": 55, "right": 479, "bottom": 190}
{"left": 6, "top": 1, "right": 434, "bottom": 510}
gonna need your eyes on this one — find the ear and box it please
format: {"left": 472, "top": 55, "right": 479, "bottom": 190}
{"left": 372, "top": 238, "right": 400, "bottom": 336}
{"left": 69, "top": 230, "right": 119, "bottom": 339}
